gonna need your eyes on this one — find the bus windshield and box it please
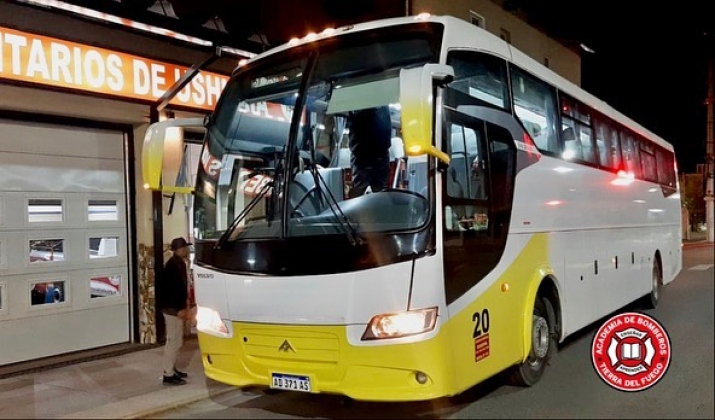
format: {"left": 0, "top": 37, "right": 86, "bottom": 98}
{"left": 194, "top": 25, "right": 442, "bottom": 243}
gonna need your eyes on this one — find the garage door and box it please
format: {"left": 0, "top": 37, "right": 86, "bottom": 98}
{"left": 0, "top": 118, "right": 130, "bottom": 365}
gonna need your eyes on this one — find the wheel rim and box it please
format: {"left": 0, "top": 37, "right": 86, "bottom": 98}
{"left": 530, "top": 315, "right": 550, "bottom": 364}
{"left": 652, "top": 266, "right": 659, "bottom": 301}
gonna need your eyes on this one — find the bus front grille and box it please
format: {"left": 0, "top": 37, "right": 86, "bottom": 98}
{"left": 239, "top": 327, "right": 340, "bottom": 364}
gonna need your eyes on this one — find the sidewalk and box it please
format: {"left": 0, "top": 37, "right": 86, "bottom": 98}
{"left": 683, "top": 230, "right": 713, "bottom": 248}
{"left": 0, "top": 337, "right": 234, "bottom": 419}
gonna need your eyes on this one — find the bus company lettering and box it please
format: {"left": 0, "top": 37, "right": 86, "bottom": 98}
{"left": 591, "top": 312, "right": 672, "bottom": 392}
{"left": 0, "top": 26, "right": 228, "bottom": 111}
{"left": 237, "top": 101, "right": 293, "bottom": 121}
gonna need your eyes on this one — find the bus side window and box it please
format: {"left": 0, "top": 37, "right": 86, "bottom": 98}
{"left": 609, "top": 125, "right": 622, "bottom": 170}
{"left": 594, "top": 116, "right": 616, "bottom": 169}
{"left": 562, "top": 124, "right": 582, "bottom": 160}
{"left": 510, "top": 66, "right": 559, "bottom": 155}
{"left": 620, "top": 130, "right": 641, "bottom": 177}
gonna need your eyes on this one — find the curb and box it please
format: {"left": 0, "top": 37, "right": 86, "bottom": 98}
{"left": 124, "top": 384, "right": 236, "bottom": 419}
{"left": 61, "top": 380, "right": 236, "bottom": 419}
{"left": 683, "top": 241, "right": 714, "bottom": 249}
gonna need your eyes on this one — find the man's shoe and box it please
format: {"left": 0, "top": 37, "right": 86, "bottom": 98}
{"left": 163, "top": 374, "right": 187, "bottom": 386}
{"left": 175, "top": 370, "right": 188, "bottom": 378}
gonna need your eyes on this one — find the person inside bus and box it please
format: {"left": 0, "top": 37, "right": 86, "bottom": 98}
{"left": 346, "top": 105, "right": 392, "bottom": 198}
{"left": 455, "top": 210, "right": 488, "bottom": 231}
{"left": 470, "top": 155, "right": 487, "bottom": 199}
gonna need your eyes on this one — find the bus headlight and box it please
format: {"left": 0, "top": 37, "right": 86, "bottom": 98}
{"left": 196, "top": 306, "right": 230, "bottom": 337}
{"left": 362, "top": 307, "right": 438, "bottom": 340}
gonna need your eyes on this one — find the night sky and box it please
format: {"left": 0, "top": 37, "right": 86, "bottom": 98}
{"left": 517, "top": 1, "right": 714, "bottom": 173}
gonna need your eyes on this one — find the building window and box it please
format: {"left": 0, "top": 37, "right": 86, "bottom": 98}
{"left": 470, "top": 11, "right": 486, "bottom": 28}
{"left": 499, "top": 28, "right": 511, "bottom": 44}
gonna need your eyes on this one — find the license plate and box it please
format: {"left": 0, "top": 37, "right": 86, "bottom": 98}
{"left": 271, "top": 373, "right": 311, "bottom": 392}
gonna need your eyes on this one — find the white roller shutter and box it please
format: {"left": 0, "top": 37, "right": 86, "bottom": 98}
{"left": 0, "top": 118, "right": 130, "bottom": 365}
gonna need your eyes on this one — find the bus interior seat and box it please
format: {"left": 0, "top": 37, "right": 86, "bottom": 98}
{"left": 562, "top": 127, "right": 581, "bottom": 158}
{"left": 562, "top": 126, "right": 576, "bottom": 142}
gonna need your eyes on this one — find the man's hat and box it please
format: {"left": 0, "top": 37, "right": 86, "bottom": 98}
{"left": 170, "top": 237, "right": 192, "bottom": 250}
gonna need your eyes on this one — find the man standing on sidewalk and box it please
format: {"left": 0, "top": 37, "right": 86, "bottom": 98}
{"left": 158, "top": 237, "right": 192, "bottom": 386}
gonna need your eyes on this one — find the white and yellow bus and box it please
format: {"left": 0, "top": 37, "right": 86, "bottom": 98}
{"left": 144, "top": 14, "right": 682, "bottom": 401}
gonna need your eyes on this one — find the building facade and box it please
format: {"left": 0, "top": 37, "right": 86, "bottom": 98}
{"left": 412, "top": 0, "right": 581, "bottom": 85}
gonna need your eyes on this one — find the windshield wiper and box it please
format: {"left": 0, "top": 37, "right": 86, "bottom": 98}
{"left": 306, "top": 162, "right": 363, "bottom": 246}
{"left": 215, "top": 178, "right": 274, "bottom": 249}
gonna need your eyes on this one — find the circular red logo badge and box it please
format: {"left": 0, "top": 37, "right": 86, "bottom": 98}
{"left": 591, "top": 312, "right": 671, "bottom": 392}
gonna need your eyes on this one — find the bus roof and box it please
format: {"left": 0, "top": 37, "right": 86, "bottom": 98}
{"left": 236, "top": 14, "right": 674, "bottom": 152}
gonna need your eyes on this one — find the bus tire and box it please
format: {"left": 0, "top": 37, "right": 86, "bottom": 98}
{"left": 509, "top": 296, "right": 557, "bottom": 387}
{"left": 645, "top": 258, "right": 662, "bottom": 309}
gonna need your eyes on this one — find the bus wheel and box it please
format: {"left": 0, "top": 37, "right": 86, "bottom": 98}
{"left": 645, "top": 259, "right": 662, "bottom": 309}
{"left": 509, "top": 296, "right": 556, "bottom": 387}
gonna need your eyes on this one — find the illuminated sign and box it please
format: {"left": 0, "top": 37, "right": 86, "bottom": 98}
{"left": 0, "top": 25, "right": 230, "bottom": 111}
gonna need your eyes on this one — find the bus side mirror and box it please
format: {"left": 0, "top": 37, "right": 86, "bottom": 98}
{"left": 142, "top": 117, "right": 205, "bottom": 194}
{"left": 399, "top": 64, "right": 454, "bottom": 165}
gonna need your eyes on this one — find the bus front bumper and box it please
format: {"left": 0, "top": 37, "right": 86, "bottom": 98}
{"left": 197, "top": 322, "right": 454, "bottom": 402}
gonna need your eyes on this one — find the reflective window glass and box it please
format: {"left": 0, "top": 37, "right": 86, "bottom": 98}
{"left": 30, "top": 280, "right": 66, "bottom": 306}
{"left": 90, "top": 275, "right": 122, "bottom": 298}
{"left": 28, "top": 199, "right": 63, "bottom": 223}
{"left": 88, "top": 199, "right": 119, "bottom": 221}
{"left": 89, "top": 236, "right": 119, "bottom": 259}
{"left": 29, "top": 239, "right": 65, "bottom": 263}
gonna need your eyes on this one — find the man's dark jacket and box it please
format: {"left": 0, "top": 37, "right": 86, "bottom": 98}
{"left": 159, "top": 255, "right": 188, "bottom": 316}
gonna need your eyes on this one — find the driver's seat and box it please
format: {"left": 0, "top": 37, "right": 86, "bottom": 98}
{"left": 289, "top": 167, "right": 345, "bottom": 217}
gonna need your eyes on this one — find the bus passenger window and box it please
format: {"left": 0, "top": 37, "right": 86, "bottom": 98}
{"left": 510, "top": 67, "right": 559, "bottom": 154}
{"left": 561, "top": 124, "right": 582, "bottom": 160}
{"left": 446, "top": 51, "right": 510, "bottom": 110}
{"left": 578, "top": 126, "right": 596, "bottom": 163}
{"left": 639, "top": 140, "right": 658, "bottom": 182}
{"left": 594, "top": 117, "right": 617, "bottom": 169}
{"left": 620, "top": 131, "right": 641, "bottom": 177}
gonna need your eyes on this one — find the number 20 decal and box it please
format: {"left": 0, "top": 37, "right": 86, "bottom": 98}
{"left": 472, "top": 309, "right": 490, "bottom": 338}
